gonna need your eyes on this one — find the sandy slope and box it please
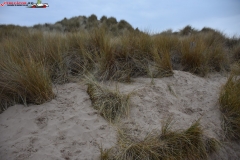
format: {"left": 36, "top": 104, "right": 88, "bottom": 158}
{"left": 0, "top": 83, "right": 116, "bottom": 160}
{"left": 0, "top": 70, "right": 240, "bottom": 160}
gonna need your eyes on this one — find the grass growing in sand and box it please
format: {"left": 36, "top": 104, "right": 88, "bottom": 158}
{"left": 85, "top": 75, "right": 132, "bottom": 122}
{"left": 0, "top": 50, "right": 55, "bottom": 112}
{"left": 99, "top": 119, "right": 220, "bottom": 160}
{"left": 219, "top": 62, "right": 240, "bottom": 140}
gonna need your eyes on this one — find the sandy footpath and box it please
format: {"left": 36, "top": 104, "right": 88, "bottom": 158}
{"left": 1, "top": 70, "right": 240, "bottom": 160}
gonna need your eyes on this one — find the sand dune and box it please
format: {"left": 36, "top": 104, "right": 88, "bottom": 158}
{"left": 1, "top": 70, "right": 240, "bottom": 159}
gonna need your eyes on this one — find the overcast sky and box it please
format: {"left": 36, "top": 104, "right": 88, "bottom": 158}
{"left": 0, "top": 0, "right": 240, "bottom": 37}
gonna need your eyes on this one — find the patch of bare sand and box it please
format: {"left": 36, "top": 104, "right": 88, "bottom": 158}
{"left": 106, "top": 70, "right": 240, "bottom": 159}
{"left": 1, "top": 70, "right": 240, "bottom": 159}
{"left": 0, "top": 83, "right": 116, "bottom": 160}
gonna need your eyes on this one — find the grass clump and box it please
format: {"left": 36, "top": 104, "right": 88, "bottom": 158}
{"left": 152, "top": 34, "right": 178, "bottom": 77}
{"left": 113, "top": 32, "right": 174, "bottom": 80}
{"left": 178, "top": 32, "right": 229, "bottom": 76}
{"left": 232, "top": 43, "right": 240, "bottom": 61}
{"left": 2, "top": 31, "right": 71, "bottom": 84}
{"left": 85, "top": 29, "right": 174, "bottom": 82}
{"left": 85, "top": 76, "right": 131, "bottom": 123}
{"left": 219, "top": 71, "right": 240, "bottom": 140}
{"left": 66, "top": 32, "right": 96, "bottom": 75}
{"left": 0, "top": 53, "right": 55, "bottom": 112}
{"left": 179, "top": 35, "right": 207, "bottom": 75}
{"left": 100, "top": 119, "right": 220, "bottom": 160}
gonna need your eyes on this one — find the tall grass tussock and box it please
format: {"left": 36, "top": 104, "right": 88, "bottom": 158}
{"left": 219, "top": 62, "right": 240, "bottom": 140}
{"left": 0, "top": 49, "right": 54, "bottom": 112}
{"left": 179, "top": 32, "right": 228, "bottom": 76}
{"left": 85, "top": 75, "right": 131, "bottom": 122}
{"left": 100, "top": 119, "right": 220, "bottom": 160}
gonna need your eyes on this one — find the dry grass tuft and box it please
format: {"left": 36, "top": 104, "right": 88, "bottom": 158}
{"left": 179, "top": 35, "right": 207, "bottom": 75}
{"left": 100, "top": 119, "right": 220, "bottom": 160}
{"left": 113, "top": 32, "right": 174, "bottom": 81}
{"left": 179, "top": 33, "right": 229, "bottom": 76}
{"left": 85, "top": 75, "right": 131, "bottom": 122}
{"left": 0, "top": 53, "right": 55, "bottom": 112}
{"left": 219, "top": 71, "right": 240, "bottom": 140}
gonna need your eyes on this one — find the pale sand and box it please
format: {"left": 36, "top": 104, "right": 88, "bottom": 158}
{"left": 1, "top": 70, "right": 240, "bottom": 159}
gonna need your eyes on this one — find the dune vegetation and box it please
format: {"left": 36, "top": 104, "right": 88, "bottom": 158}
{"left": 1, "top": 14, "right": 240, "bottom": 159}
{"left": 219, "top": 62, "right": 240, "bottom": 140}
{"left": 100, "top": 119, "right": 220, "bottom": 160}
{"left": 85, "top": 75, "right": 132, "bottom": 123}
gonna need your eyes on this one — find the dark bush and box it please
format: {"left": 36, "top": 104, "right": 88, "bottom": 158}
{"left": 106, "top": 17, "right": 118, "bottom": 26}
{"left": 100, "top": 15, "right": 107, "bottom": 23}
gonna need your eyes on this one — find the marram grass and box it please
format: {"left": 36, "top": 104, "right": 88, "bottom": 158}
{"left": 219, "top": 73, "right": 240, "bottom": 140}
{"left": 1, "top": 23, "right": 239, "bottom": 114}
{"left": 85, "top": 75, "right": 131, "bottom": 123}
{"left": 100, "top": 119, "right": 220, "bottom": 160}
{"left": 0, "top": 54, "right": 55, "bottom": 112}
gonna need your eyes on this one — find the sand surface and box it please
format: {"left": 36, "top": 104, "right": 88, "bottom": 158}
{"left": 1, "top": 70, "right": 240, "bottom": 160}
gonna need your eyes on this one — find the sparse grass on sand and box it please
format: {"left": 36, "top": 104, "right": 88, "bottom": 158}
{"left": 99, "top": 118, "right": 220, "bottom": 160}
{"left": 219, "top": 62, "right": 240, "bottom": 140}
{"left": 85, "top": 75, "right": 131, "bottom": 123}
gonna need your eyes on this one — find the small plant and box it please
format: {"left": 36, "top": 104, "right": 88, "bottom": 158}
{"left": 85, "top": 75, "right": 131, "bottom": 122}
{"left": 99, "top": 144, "right": 113, "bottom": 160}
{"left": 167, "top": 84, "right": 177, "bottom": 97}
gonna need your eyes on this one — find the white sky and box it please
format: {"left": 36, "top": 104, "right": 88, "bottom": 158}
{"left": 0, "top": 0, "right": 240, "bottom": 37}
